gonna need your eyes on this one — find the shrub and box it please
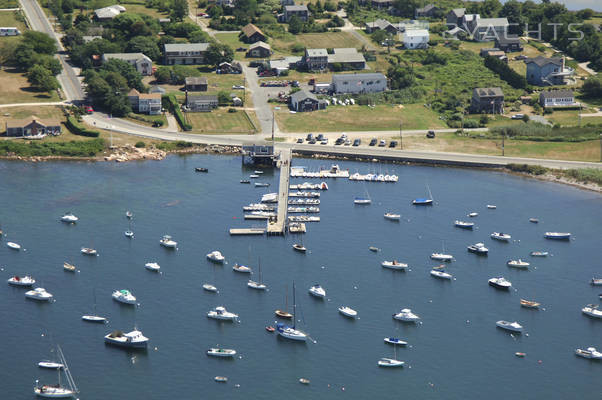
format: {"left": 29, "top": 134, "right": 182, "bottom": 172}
{"left": 162, "top": 95, "right": 192, "bottom": 131}
{"left": 135, "top": 141, "right": 146, "bottom": 148}
{"left": 66, "top": 116, "right": 100, "bottom": 137}
{"left": 228, "top": 108, "right": 237, "bottom": 113}
{"left": 484, "top": 56, "right": 527, "bottom": 89}
{"left": 506, "top": 163, "right": 548, "bottom": 175}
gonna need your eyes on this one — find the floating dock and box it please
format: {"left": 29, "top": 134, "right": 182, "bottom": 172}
{"left": 229, "top": 228, "right": 266, "bottom": 235}
{"left": 267, "top": 148, "right": 291, "bottom": 236}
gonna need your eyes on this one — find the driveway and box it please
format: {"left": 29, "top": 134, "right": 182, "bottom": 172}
{"left": 242, "top": 63, "right": 280, "bottom": 135}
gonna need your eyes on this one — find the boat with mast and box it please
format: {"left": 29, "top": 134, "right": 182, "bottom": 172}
{"left": 412, "top": 184, "right": 433, "bottom": 205}
{"left": 275, "top": 285, "right": 293, "bottom": 319}
{"left": 248, "top": 257, "right": 267, "bottom": 290}
{"left": 34, "top": 345, "right": 78, "bottom": 398}
{"left": 292, "top": 234, "right": 306, "bottom": 252}
{"left": 431, "top": 240, "right": 453, "bottom": 261}
{"left": 124, "top": 219, "right": 134, "bottom": 238}
{"left": 82, "top": 288, "right": 108, "bottom": 323}
{"left": 276, "top": 283, "right": 308, "bottom": 341}
{"left": 378, "top": 342, "right": 404, "bottom": 368}
{"left": 354, "top": 182, "right": 371, "bottom": 205}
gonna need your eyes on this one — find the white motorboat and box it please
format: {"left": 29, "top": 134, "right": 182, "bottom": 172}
{"left": 468, "top": 212, "right": 478, "bottom": 217}
{"left": 112, "top": 289, "right": 136, "bottom": 305}
{"left": 590, "top": 278, "right": 602, "bottom": 286}
{"left": 529, "top": 218, "right": 539, "bottom": 223}
{"left": 207, "top": 306, "right": 238, "bottom": 321}
{"left": 530, "top": 251, "right": 548, "bottom": 257}
{"left": 496, "top": 320, "right": 523, "bottom": 333}
{"left": 207, "top": 348, "right": 237, "bottom": 358}
{"left": 159, "top": 235, "right": 177, "bottom": 248}
{"left": 378, "top": 358, "right": 405, "bottom": 368}
{"left": 145, "top": 262, "right": 160, "bottom": 272}
{"left": 25, "top": 288, "right": 53, "bottom": 301}
{"left": 125, "top": 211, "right": 133, "bottom": 219}
{"left": 454, "top": 220, "right": 474, "bottom": 229}
{"left": 203, "top": 283, "right": 218, "bottom": 293}
{"left": 7, "top": 241, "right": 21, "bottom": 250}
{"left": 60, "top": 213, "right": 78, "bottom": 223}
{"left": 487, "top": 205, "right": 496, "bottom": 209}
{"left": 582, "top": 304, "right": 602, "bottom": 319}
{"left": 309, "top": 284, "right": 326, "bottom": 298}
{"left": 393, "top": 308, "right": 420, "bottom": 322}
{"left": 384, "top": 337, "right": 407, "bottom": 346}
{"left": 544, "top": 232, "right": 571, "bottom": 240}
{"left": 491, "top": 232, "right": 511, "bottom": 241}
{"left": 124, "top": 230, "right": 134, "bottom": 238}
{"left": 207, "top": 251, "right": 225, "bottom": 263}
{"left": 215, "top": 376, "right": 228, "bottom": 383}
{"left": 467, "top": 242, "right": 488, "bottom": 255}
{"left": 80, "top": 247, "right": 97, "bottom": 256}
{"left": 248, "top": 280, "right": 267, "bottom": 290}
{"left": 38, "top": 361, "right": 64, "bottom": 369}
{"left": 292, "top": 243, "right": 306, "bottom": 252}
{"left": 575, "top": 347, "right": 602, "bottom": 360}
{"left": 431, "top": 269, "right": 453, "bottom": 280}
{"left": 354, "top": 197, "right": 371, "bottom": 205}
{"left": 261, "top": 193, "right": 278, "bottom": 203}
{"left": 384, "top": 212, "right": 401, "bottom": 221}
{"left": 104, "top": 329, "right": 149, "bottom": 348}
{"left": 507, "top": 259, "right": 529, "bottom": 269}
{"left": 431, "top": 252, "right": 454, "bottom": 262}
{"left": 7, "top": 275, "right": 35, "bottom": 286}
{"left": 520, "top": 299, "right": 541, "bottom": 309}
{"left": 249, "top": 174, "right": 259, "bottom": 178}
{"left": 338, "top": 306, "right": 358, "bottom": 318}
{"left": 488, "top": 277, "right": 512, "bottom": 290}
{"left": 254, "top": 170, "right": 263, "bottom": 174}
{"left": 34, "top": 346, "right": 78, "bottom": 398}
{"left": 233, "top": 263, "right": 251, "bottom": 273}
{"left": 381, "top": 260, "right": 408, "bottom": 270}
{"left": 255, "top": 182, "right": 270, "bottom": 187}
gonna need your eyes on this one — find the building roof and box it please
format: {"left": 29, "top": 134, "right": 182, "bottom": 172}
{"left": 525, "top": 56, "right": 563, "bottom": 67}
{"left": 416, "top": 4, "right": 436, "bottom": 13}
{"left": 241, "top": 23, "right": 265, "bottom": 39}
{"left": 127, "top": 88, "right": 140, "bottom": 97}
{"left": 103, "top": 53, "right": 150, "bottom": 62}
{"left": 495, "top": 35, "right": 521, "bottom": 44}
{"left": 473, "top": 87, "right": 504, "bottom": 97}
{"left": 328, "top": 48, "right": 366, "bottom": 64}
{"left": 306, "top": 48, "right": 328, "bottom": 57}
{"left": 404, "top": 29, "right": 429, "bottom": 37}
{"left": 285, "top": 5, "right": 308, "bottom": 11}
{"left": 6, "top": 116, "right": 61, "bottom": 129}
{"left": 449, "top": 8, "right": 465, "bottom": 18}
{"left": 366, "top": 19, "right": 393, "bottom": 30}
{"left": 477, "top": 17, "right": 509, "bottom": 27}
{"left": 94, "top": 5, "right": 124, "bottom": 19}
{"left": 188, "top": 94, "right": 218, "bottom": 102}
{"left": 139, "top": 93, "right": 161, "bottom": 100}
{"left": 164, "top": 43, "right": 210, "bottom": 52}
{"left": 82, "top": 35, "right": 102, "bottom": 43}
{"left": 249, "top": 41, "right": 271, "bottom": 50}
{"left": 185, "top": 77, "right": 208, "bottom": 86}
{"left": 540, "top": 89, "right": 574, "bottom": 99}
{"left": 290, "top": 90, "right": 317, "bottom": 102}
{"left": 332, "top": 72, "right": 386, "bottom": 84}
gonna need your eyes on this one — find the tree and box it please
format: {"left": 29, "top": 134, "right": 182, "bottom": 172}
{"left": 480, "top": 0, "right": 502, "bottom": 18}
{"left": 154, "top": 66, "right": 172, "bottom": 84}
{"left": 582, "top": 75, "right": 602, "bottom": 98}
{"left": 205, "top": 42, "right": 234, "bottom": 67}
{"left": 27, "top": 65, "right": 59, "bottom": 92}
{"left": 499, "top": 0, "right": 524, "bottom": 35}
{"left": 371, "top": 30, "right": 387, "bottom": 45}
{"left": 100, "top": 59, "right": 145, "bottom": 91}
{"left": 217, "top": 90, "right": 230, "bottom": 106}
{"left": 171, "top": 0, "right": 188, "bottom": 21}
{"left": 126, "top": 36, "right": 160, "bottom": 61}
{"left": 288, "top": 15, "right": 302, "bottom": 34}
{"left": 31, "top": 54, "right": 62, "bottom": 75}
{"left": 387, "top": 65, "right": 415, "bottom": 89}
{"left": 21, "top": 31, "right": 57, "bottom": 55}
{"left": 393, "top": 0, "right": 419, "bottom": 18}
{"left": 189, "top": 30, "right": 210, "bottom": 43}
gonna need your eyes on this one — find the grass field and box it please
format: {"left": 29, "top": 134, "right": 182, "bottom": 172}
{"left": 0, "top": 106, "right": 65, "bottom": 134}
{"left": 186, "top": 108, "right": 255, "bottom": 134}
{"left": 402, "top": 132, "right": 601, "bottom": 162}
{"left": 271, "top": 32, "right": 365, "bottom": 55}
{"left": 0, "top": 69, "right": 61, "bottom": 104}
{"left": 121, "top": 4, "right": 168, "bottom": 19}
{"left": 275, "top": 104, "right": 446, "bottom": 132}
{"left": 214, "top": 33, "right": 250, "bottom": 61}
{"left": 0, "top": 0, "right": 18, "bottom": 7}
{"left": 546, "top": 109, "right": 602, "bottom": 127}
{"left": 0, "top": 10, "right": 26, "bottom": 32}
{"left": 144, "top": 72, "right": 246, "bottom": 102}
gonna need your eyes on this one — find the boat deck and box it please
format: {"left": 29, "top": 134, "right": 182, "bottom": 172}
{"left": 267, "top": 149, "right": 291, "bottom": 236}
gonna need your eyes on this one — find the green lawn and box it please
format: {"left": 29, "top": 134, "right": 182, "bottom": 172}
{"left": 0, "top": 10, "right": 27, "bottom": 33}
{"left": 185, "top": 108, "right": 256, "bottom": 134}
{"left": 0, "top": 0, "right": 18, "bottom": 8}
{"left": 546, "top": 109, "right": 602, "bottom": 127}
{"left": 121, "top": 4, "right": 169, "bottom": 19}
{"left": 275, "top": 103, "right": 446, "bottom": 132}
{"left": 144, "top": 71, "right": 246, "bottom": 102}
{"left": 271, "top": 32, "right": 365, "bottom": 55}
{"left": 0, "top": 106, "right": 65, "bottom": 135}
{"left": 214, "top": 32, "right": 249, "bottom": 61}
{"left": 0, "top": 69, "right": 61, "bottom": 104}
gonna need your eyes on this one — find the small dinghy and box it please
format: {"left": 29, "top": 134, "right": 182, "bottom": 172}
{"left": 124, "top": 230, "right": 134, "bottom": 238}
{"left": 7, "top": 241, "right": 21, "bottom": 250}
{"left": 299, "top": 378, "right": 311, "bottom": 385}
{"left": 530, "top": 251, "right": 548, "bottom": 257}
{"left": 81, "top": 247, "right": 97, "bottom": 256}
{"left": 203, "top": 283, "right": 218, "bottom": 293}
{"left": 214, "top": 376, "right": 228, "bottom": 383}
{"left": 529, "top": 218, "right": 539, "bottom": 223}
{"left": 520, "top": 299, "right": 540, "bottom": 309}
{"left": 145, "top": 262, "right": 160, "bottom": 272}
{"left": 240, "top": 180, "right": 250, "bottom": 184}
{"left": 265, "top": 326, "right": 275, "bottom": 332}
{"left": 369, "top": 246, "right": 380, "bottom": 252}
{"left": 63, "top": 262, "right": 76, "bottom": 272}
{"left": 487, "top": 205, "right": 497, "bottom": 209}
{"left": 292, "top": 243, "right": 306, "bottom": 252}
{"left": 468, "top": 212, "right": 478, "bottom": 217}
{"left": 384, "top": 337, "right": 407, "bottom": 346}
{"left": 207, "top": 348, "right": 236, "bottom": 358}
{"left": 126, "top": 211, "right": 133, "bottom": 219}
{"left": 195, "top": 167, "right": 208, "bottom": 172}
{"left": 515, "top": 352, "right": 526, "bottom": 357}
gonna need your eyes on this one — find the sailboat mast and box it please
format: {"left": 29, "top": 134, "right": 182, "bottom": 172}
{"left": 258, "top": 257, "right": 262, "bottom": 284}
{"left": 292, "top": 282, "right": 296, "bottom": 329}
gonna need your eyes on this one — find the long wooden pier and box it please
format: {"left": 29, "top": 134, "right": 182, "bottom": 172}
{"left": 267, "top": 148, "right": 291, "bottom": 236}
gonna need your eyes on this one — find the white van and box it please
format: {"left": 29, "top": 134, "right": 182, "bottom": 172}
{"left": 0, "top": 27, "right": 21, "bottom": 36}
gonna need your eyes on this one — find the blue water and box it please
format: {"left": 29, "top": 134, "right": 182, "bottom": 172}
{"left": 0, "top": 156, "right": 601, "bottom": 400}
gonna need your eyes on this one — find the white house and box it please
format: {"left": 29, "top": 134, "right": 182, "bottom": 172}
{"left": 539, "top": 89, "right": 576, "bottom": 108}
{"left": 94, "top": 5, "right": 125, "bottom": 21}
{"left": 403, "top": 29, "right": 429, "bottom": 49}
{"left": 331, "top": 73, "right": 387, "bottom": 94}
{"left": 102, "top": 53, "right": 153, "bottom": 76}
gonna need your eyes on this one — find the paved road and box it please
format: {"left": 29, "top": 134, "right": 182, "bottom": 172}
{"left": 242, "top": 63, "right": 279, "bottom": 135}
{"left": 82, "top": 113, "right": 602, "bottom": 170}
{"left": 19, "top": 0, "right": 85, "bottom": 102}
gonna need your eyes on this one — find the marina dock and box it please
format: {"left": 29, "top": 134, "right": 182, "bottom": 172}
{"left": 267, "top": 148, "right": 291, "bottom": 236}
{"left": 229, "top": 228, "right": 266, "bottom": 235}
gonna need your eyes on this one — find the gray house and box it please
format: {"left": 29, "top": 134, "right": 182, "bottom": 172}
{"left": 164, "top": 43, "right": 210, "bottom": 65}
{"left": 415, "top": 4, "right": 438, "bottom": 18}
{"left": 5, "top": 116, "right": 61, "bottom": 137}
{"left": 290, "top": 90, "right": 328, "bottom": 112}
{"left": 283, "top": 5, "right": 309, "bottom": 22}
{"left": 185, "top": 94, "right": 218, "bottom": 112}
{"left": 331, "top": 73, "right": 387, "bottom": 94}
{"left": 539, "top": 89, "right": 576, "bottom": 108}
{"left": 365, "top": 19, "right": 398, "bottom": 34}
{"left": 304, "top": 48, "right": 329, "bottom": 70}
{"left": 102, "top": 53, "right": 153, "bottom": 75}
{"left": 495, "top": 35, "right": 523, "bottom": 52}
{"left": 525, "top": 56, "right": 573, "bottom": 86}
{"left": 185, "top": 77, "right": 208, "bottom": 92}
{"left": 473, "top": 17, "right": 509, "bottom": 42}
{"left": 328, "top": 48, "right": 366, "bottom": 70}
{"left": 470, "top": 87, "right": 504, "bottom": 114}
{"left": 446, "top": 8, "right": 465, "bottom": 28}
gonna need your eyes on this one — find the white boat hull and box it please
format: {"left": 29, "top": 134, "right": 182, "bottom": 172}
{"left": 431, "top": 254, "right": 453, "bottom": 262}
{"left": 38, "top": 362, "right": 64, "bottom": 369}
{"left": 35, "top": 386, "right": 76, "bottom": 398}
{"left": 7, "top": 242, "right": 21, "bottom": 250}
{"left": 207, "top": 349, "right": 236, "bottom": 357}
{"left": 81, "top": 315, "right": 107, "bottom": 323}
{"left": 384, "top": 338, "right": 407, "bottom": 345}
{"left": 378, "top": 358, "right": 404, "bottom": 367}
{"left": 430, "top": 270, "right": 453, "bottom": 280}
{"left": 338, "top": 307, "right": 358, "bottom": 318}
{"left": 496, "top": 321, "right": 523, "bottom": 333}
{"left": 381, "top": 261, "right": 408, "bottom": 270}
{"left": 203, "top": 284, "right": 218, "bottom": 292}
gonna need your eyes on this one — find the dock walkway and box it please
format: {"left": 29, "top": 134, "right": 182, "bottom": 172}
{"left": 267, "top": 148, "right": 291, "bottom": 235}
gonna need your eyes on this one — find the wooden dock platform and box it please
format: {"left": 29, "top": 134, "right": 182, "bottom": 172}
{"left": 229, "top": 228, "right": 266, "bottom": 235}
{"left": 267, "top": 148, "right": 291, "bottom": 236}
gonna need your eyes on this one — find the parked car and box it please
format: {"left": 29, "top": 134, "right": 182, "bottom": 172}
{"left": 296, "top": 138, "right": 304, "bottom": 143}
{"left": 232, "top": 85, "right": 245, "bottom": 90}
{"left": 344, "top": 139, "right": 351, "bottom": 146}
{"left": 316, "top": 134, "right": 324, "bottom": 141}
{"left": 335, "top": 138, "right": 344, "bottom": 145}
{"left": 290, "top": 80, "right": 300, "bottom": 87}
{"left": 389, "top": 140, "right": 398, "bottom": 148}
{"left": 235, "top": 47, "right": 247, "bottom": 52}
{"left": 306, "top": 133, "right": 314, "bottom": 141}
{"left": 84, "top": 106, "right": 94, "bottom": 114}
{"left": 511, "top": 114, "right": 524, "bottom": 120}
{"left": 353, "top": 138, "right": 361, "bottom": 146}
{"left": 369, "top": 138, "right": 377, "bottom": 146}
{"left": 308, "top": 139, "right": 316, "bottom": 144}
{"left": 426, "top": 130, "right": 436, "bottom": 138}
{"left": 378, "top": 139, "right": 386, "bottom": 147}
{"left": 320, "top": 138, "right": 328, "bottom": 145}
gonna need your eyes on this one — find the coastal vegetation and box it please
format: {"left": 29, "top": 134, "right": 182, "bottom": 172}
{"left": 506, "top": 164, "right": 602, "bottom": 187}
{"left": 0, "top": 138, "right": 105, "bottom": 157}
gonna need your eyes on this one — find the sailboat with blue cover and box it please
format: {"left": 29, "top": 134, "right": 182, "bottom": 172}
{"left": 413, "top": 184, "right": 433, "bottom": 205}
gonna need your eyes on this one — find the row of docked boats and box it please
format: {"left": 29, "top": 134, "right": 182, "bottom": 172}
{"left": 289, "top": 182, "right": 328, "bottom": 190}
{"left": 288, "top": 198, "right": 319, "bottom": 205}
{"left": 290, "top": 164, "right": 349, "bottom": 178}
{"left": 349, "top": 172, "right": 399, "bottom": 182}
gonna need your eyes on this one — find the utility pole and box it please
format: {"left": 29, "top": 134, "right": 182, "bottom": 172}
{"left": 599, "top": 133, "right": 602, "bottom": 163}
{"left": 271, "top": 111, "right": 275, "bottom": 143}
{"left": 502, "top": 134, "right": 505, "bottom": 157}
{"left": 399, "top": 120, "right": 403, "bottom": 150}
{"left": 243, "top": 76, "right": 246, "bottom": 106}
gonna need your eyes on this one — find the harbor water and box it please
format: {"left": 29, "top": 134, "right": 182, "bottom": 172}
{"left": 0, "top": 155, "right": 601, "bottom": 399}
